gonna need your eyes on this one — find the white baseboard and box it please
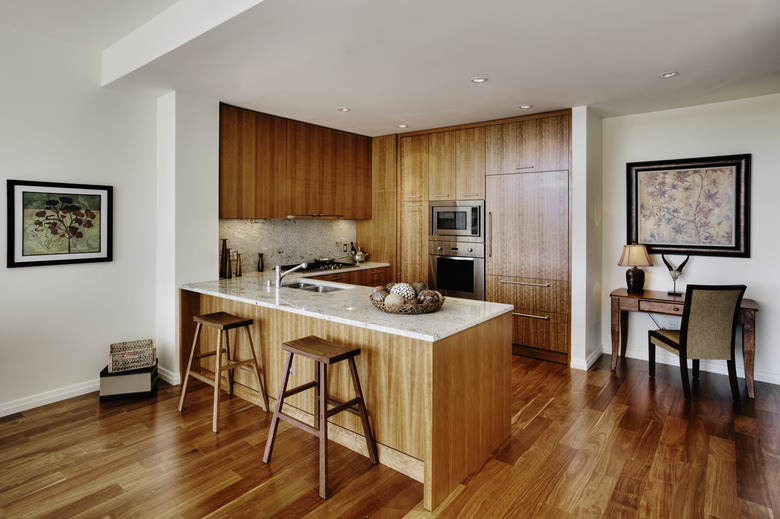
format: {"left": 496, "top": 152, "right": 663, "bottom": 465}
{"left": 0, "top": 379, "right": 99, "bottom": 418}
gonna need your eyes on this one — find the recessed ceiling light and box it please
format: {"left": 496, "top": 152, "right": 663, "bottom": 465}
{"left": 519, "top": 104, "right": 533, "bottom": 109}
{"left": 336, "top": 107, "right": 351, "bottom": 112}
{"left": 397, "top": 124, "right": 408, "bottom": 128}
{"left": 657, "top": 71, "right": 679, "bottom": 79}
{"left": 471, "top": 77, "right": 488, "bottom": 83}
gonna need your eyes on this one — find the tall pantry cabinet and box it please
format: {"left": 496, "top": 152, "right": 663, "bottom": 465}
{"left": 485, "top": 113, "right": 570, "bottom": 363}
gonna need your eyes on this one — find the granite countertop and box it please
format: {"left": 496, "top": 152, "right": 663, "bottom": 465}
{"left": 179, "top": 270, "right": 513, "bottom": 342}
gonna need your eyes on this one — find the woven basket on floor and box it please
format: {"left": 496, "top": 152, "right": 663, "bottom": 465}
{"left": 108, "top": 339, "right": 156, "bottom": 373}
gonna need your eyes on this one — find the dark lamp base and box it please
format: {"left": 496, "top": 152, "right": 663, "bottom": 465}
{"left": 625, "top": 267, "right": 646, "bottom": 294}
{"left": 668, "top": 291, "right": 682, "bottom": 296}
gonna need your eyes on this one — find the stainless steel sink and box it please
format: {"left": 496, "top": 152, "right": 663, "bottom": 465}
{"left": 282, "top": 282, "right": 348, "bottom": 293}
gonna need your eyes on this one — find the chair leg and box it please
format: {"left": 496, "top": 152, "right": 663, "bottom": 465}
{"left": 178, "top": 323, "right": 202, "bottom": 412}
{"left": 727, "top": 359, "right": 741, "bottom": 402}
{"left": 348, "top": 357, "right": 378, "bottom": 464}
{"left": 679, "top": 352, "right": 691, "bottom": 400}
{"left": 263, "top": 351, "right": 294, "bottom": 463}
{"left": 692, "top": 359, "right": 700, "bottom": 380}
{"left": 648, "top": 339, "right": 656, "bottom": 378}
{"left": 318, "top": 361, "right": 329, "bottom": 499}
{"left": 213, "top": 330, "right": 224, "bottom": 433}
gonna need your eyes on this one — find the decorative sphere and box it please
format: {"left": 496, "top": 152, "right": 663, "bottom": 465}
{"left": 390, "top": 283, "right": 416, "bottom": 300}
{"left": 371, "top": 290, "right": 389, "bottom": 302}
{"left": 417, "top": 289, "right": 439, "bottom": 304}
{"left": 384, "top": 293, "right": 405, "bottom": 309}
{"left": 384, "top": 282, "right": 397, "bottom": 292}
{"left": 411, "top": 281, "right": 428, "bottom": 295}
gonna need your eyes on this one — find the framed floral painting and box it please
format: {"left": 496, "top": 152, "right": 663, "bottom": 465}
{"left": 7, "top": 180, "right": 113, "bottom": 267}
{"left": 626, "top": 154, "right": 750, "bottom": 257}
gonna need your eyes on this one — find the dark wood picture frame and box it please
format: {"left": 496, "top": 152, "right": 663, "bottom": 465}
{"left": 7, "top": 179, "right": 113, "bottom": 267}
{"left": 627, "top": 154, "right": 750, "bottom": 257}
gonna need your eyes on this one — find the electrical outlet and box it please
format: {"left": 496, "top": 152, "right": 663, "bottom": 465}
{"left": 343, "top": 243, "right": 347, "bottom": 252}
{"left": 667, "top": 318, "right": 681, "bottom": 330}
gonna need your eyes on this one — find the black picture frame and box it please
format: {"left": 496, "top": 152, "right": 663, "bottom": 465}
{"left": 627, "top": 154, "right": 750, "bottom": 257}
{"left": 7, "top": 180, "right": 113, "bottom": 267}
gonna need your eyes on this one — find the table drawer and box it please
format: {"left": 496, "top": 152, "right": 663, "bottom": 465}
{"left": 638, "top": 301, "right": 683, "bottom": 315}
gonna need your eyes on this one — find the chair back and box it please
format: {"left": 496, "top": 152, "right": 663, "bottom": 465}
{"left": 680, "top": 284, "right": 746, "bottom": 360}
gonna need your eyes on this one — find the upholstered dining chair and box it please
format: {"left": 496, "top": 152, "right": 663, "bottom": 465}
{"left": 648, "top": 284, "right": 747, "bottom": 401}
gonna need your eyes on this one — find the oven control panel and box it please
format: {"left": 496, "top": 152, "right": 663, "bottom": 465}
{"left": 428, "top": 241, "right": 484, "bottom": 258}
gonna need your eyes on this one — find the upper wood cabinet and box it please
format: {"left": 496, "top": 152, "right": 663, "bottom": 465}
{"left": 219, "top": 103, "right": 371, "bottom": 219}
{"left": 485, "top": 171, "right": 569, "bottom": 280}
{"left": 428, "top": 127, "right": 485, "bottom": 199}
{"left": 398, "top": 135, "right": 430, "bottom": 283}
{"left": 485, "top": 115, "right": 569, "bottom": 175}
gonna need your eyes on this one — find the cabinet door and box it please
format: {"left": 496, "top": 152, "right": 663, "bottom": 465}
{"left": 485, "top": 115, "right": 569, "bottom": 175}
{"left": 220, "top": 104, "right": 257, "bottom": 218}
{"left": 429, "top": 131, "right": 456, "bottom": 200}
{"left": 455, "top": 127, "right": 485, "bottom": 199}
{"left": 254, "top": 111, "right": 288, "bottom": 218}
{"left": 339, "top": 131, "right": 372, "bottom": 219}
{"left": 399, "top": 135, "right": 430, "bottom": 283}
{"left": 486, "top": 171, "right": 568, "bottom": 280}
{"left": 287, "top": 120, "right": 324, "bottom": 217}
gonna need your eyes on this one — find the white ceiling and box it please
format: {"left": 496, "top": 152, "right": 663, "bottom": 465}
{"left": 2, "top": 0, "right": 780, "bottom": 137}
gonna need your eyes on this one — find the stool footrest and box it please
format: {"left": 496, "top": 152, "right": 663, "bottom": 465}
{"left": 276, "top": 411, "right": 319, "bottom": 437}
{"left": 220, "top": 359, "right": 254, "bottom": 372}
{"left": 283, "top": 380, "right": 318, "bottom": 398}
{"left": 325, "top": 397, "right": 362, "bottom": 418}
{"left": 187, "top": 370, "right": 216, "bottom": 387}
{"left": 194, "top": 351, "right": 217, "bottom": 360}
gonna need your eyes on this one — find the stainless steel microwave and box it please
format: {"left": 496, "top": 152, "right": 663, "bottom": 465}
{"left": 429, "top": 200, "right": 484, "bottom": 242}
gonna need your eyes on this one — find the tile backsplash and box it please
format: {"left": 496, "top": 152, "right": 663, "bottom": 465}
{"left": 219, "top": 219, "right": 357, "bottom": 272}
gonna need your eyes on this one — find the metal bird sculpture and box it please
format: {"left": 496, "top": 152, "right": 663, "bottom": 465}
{"left": 662, "top": 254, "right": 689, "bottom": 295}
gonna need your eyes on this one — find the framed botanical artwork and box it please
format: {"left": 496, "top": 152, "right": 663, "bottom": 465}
{"left": 7, "top": 180, "right": 113, "bottom": 267}
{"left": 626, "top": 154, "right": 750, "bottom": 257}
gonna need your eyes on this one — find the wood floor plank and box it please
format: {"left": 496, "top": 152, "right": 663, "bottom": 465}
{"left": 2, "top": 354, "right": 779, "bottom": 518}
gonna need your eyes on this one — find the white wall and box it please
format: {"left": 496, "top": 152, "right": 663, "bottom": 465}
{"left": 601, "top": 93, "right": 780, "bottom": 384}
{"left": 155, "top": 92, "right": 220, "bottom": 384}
{"left": 0, "top": 24, "right": 158, "bottom": 414}
{"left": 570, "top": 107, "right": 604, "bottom": 370}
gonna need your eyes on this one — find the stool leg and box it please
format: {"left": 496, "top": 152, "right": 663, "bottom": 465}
{"left": 318, "top": 361, "right": 328, "bottom": 499}
{"left": 313, "top": 360, "right": 320, "bottom": 432}
{"left": 213, "top": 330, "right": 225, "bottom": 433}
{"left": 178, "top": 323, "right": 202, "bottom": 412}
{"left": 263, "top": 351, "right": 295, "bottom": 463}
{"left": 348, "top": 357, "right": 378, "bottom": 464}
{"left": 243, "top": 325, "right": 269, "bottom": 412}
{"left": 224, "top": 328, "right": 233, "bottom": 395}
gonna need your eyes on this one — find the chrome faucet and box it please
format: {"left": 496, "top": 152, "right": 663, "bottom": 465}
{"left": 275, "top": 262, "right": 308, "bottom": 286}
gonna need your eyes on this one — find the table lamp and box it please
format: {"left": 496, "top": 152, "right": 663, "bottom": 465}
{"left": 617, "top": 243, "right": 653, "bottom": 293}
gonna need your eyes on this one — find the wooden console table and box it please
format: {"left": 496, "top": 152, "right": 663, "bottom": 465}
{"left": 610, "top": 288, "right": 759, "bottom": 398}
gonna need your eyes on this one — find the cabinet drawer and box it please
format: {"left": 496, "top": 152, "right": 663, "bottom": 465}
{"left": 511, "top": 310, "right": 569, "bottom": 354}
{"left": 638, "top": 301, "right": 683, "bottom": 315}
{"left": 486, "top": 275, "right": 569, "bottom": 313}
{"left": 361, "top": 267, "right": 391, "bottom": 287}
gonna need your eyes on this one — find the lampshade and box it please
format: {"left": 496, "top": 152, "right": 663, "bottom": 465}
{"left": 617, "top": 244, "right": 653, "bottom": 267}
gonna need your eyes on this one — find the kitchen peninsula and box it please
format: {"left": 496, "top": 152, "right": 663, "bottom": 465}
{"left": 179, "top": 269, "right": 513, "bottom": 511}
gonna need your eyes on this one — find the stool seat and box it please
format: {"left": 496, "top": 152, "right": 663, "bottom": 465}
{"left": 263, "top": 335, "right": 378, "bottom": 499}
{"left": 178, "top": 311, "right": 269, "bottom": 433}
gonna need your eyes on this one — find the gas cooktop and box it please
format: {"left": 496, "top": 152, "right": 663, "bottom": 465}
{"left": 280, "top": 260, "right": 354, "bottom": 272}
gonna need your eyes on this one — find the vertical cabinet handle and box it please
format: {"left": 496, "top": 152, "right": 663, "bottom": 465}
{"left": 488, "top": 212, "right": 493, "bottom": 258}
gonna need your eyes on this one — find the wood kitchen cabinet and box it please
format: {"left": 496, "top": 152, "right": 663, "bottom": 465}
{"left": 485, "top": 114, "right": 569, "bottom": 175}
{"left": 485, "top": 168, "right": 570, "bottom": 363}
{"left": 398, "top": 135, "right": 430, "bottom": 284}
{"left": 308, "top": 266, "right": 390, "bottom": 287}
{"left": 220, "top": 103, "right": 371, "bottom": 219}
{"left": 428, "top": 127, "right": 485, "bottom": 200}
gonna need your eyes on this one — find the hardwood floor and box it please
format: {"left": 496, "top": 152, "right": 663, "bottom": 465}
{"left": 1, "top": 354, "right": 778, "bottom": 518}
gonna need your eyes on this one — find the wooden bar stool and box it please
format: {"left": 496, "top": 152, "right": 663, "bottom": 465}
{"left": 178, "top": 311, "right": 269, "bottom": 433}
{"left": 262, "top": 335, "right": 378, "bottom": 499}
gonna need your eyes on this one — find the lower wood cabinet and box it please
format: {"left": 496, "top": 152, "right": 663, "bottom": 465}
{"left": 486, "top": 275, "right": 569, "bottom": 362}
{"left": 308, "top": 266, "right": 390, "bottom": 287}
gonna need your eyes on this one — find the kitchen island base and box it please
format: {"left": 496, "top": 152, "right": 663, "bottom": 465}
{"left": 180, "top": 289, "right": 511, "bottom": 510}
